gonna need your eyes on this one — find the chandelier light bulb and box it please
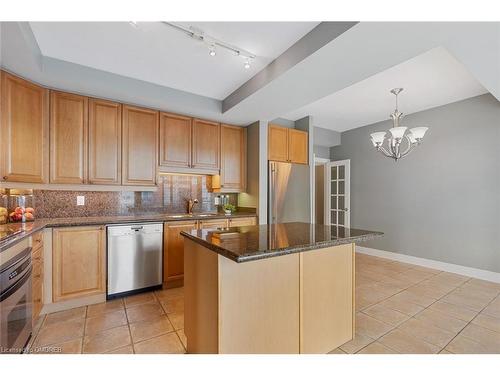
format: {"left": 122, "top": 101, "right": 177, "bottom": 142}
{"left": 208, "top": 45, "right": 216, "bottom": 56}
{"left": 244, "top": 59, "right": 251, "bottom": 69}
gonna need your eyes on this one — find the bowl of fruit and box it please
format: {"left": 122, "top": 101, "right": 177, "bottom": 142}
{"left": 9, "top": 206, "right": 35, "bottom": 222}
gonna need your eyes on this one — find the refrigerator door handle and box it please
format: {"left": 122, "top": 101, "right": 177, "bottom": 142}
{"left": 269, "top": 162, "right": 276, "bottom": 224}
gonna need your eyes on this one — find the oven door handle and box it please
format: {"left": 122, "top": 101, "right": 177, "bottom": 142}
{"left": 0, "top": 265, "right": 32, "bottom": 303}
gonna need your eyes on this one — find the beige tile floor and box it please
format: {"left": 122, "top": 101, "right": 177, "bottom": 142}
{"left": 27, "top": 253, "right": 500, "bottom": 354}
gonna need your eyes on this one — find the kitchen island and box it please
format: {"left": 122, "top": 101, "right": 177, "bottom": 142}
{"left": 181, "top": 222, "right": 383, "bottom": 354}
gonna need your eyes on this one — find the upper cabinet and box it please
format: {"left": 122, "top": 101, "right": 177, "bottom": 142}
{"left": 1, "top": 72, "right": 49, "bottom": 183}
{"left": 192, "top": 119, "right": 220, "bottom": 171}
{"left": 122, "top": 105, "right": 159, "bottom": 186}
{"left": 88, "top": 99, "right": 122, "bottom": 185}
{"left": 218, "top": 124, "right": 247, "bottom": 192}
{"left": 159, "top": 112, "right": 192, "bottom": 169}
{"left": 50, "top": 91, "right": 88, "bottom": 184}
{"left": 288, "top": 128, "right": 308, "bottom": 164}
{"left": 268, "top": 124, "right": 308, "bottom": 164}
{"left": 268, "top": 124, "right": 289, "bottom": 162}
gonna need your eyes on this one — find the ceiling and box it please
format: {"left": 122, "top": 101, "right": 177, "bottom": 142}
{"left": 29, "top": 21, "right": 319, "bottom": 100}
{"left": 283, "top": 47, "right": 488, "bottom": 132}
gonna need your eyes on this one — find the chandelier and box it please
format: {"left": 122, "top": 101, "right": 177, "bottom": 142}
{"left": 370, "top": 88, "right": 428, "bottom": 161}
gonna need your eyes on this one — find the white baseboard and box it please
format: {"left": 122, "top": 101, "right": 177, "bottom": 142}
{"left": 356, "top": 246, "right": 500, "bottom": 284}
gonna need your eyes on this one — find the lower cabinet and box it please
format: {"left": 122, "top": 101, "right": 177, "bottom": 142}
{"left": 52, "top": 226, "right": 106, "bottom": 302}
{"left": 228, "top": 217, "right": 257, "bottom": 227}
{"left": 163, "top": 221, "right": 197, "bottom": 287}
{"left": 163, "top": 217, "right": 257, "bottom": 288}
{"left": 31, "top": 232, "right": 44, "bottom": 323}
{"left": 199, "top": 219, "right": 228, "bottom": 229}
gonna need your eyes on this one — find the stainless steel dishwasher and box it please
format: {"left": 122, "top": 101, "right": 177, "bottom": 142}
{"left": 107, "top": 223, "right": 163, "bottom": 298}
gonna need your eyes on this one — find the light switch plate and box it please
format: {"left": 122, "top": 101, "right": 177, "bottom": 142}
{"left": 76, "top": 196, "right": 85, "bottom": 206}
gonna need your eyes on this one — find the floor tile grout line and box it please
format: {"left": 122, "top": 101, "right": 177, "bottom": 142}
{"left": 353, "top": 263, "right": 475, "bottom": 353}
{"left": 439, "top": 288, "right": 500, "bottom": 353}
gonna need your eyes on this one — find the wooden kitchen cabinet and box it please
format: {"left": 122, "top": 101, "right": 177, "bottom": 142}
{"left": 228, "top": 216, "right": 257, "bottom": 227}
{"left": 164, "top": 221, "right": 198, "bottom": 287}
{"left": 268, "top": 124, "right": 289, "bottom": 162}
{"left": 52, "top": 226, "right": 106, "bottom": 302}
{"left": 0, "top": 72, "right": 49, "bottom": 183}
{"left": 199, "top": 219, "right": 228, "bottom": 229}
{"left": 288, "top": 128, "right": 308, "bottom": 164}
{"left": 88, "top": 98, "right": 122, "bottom": 185}
{"left": 159, "top": 112, "right": 192, "bottom": 169}
{"left": 192, "top": 119, "right": 220, "bottom": 170}
{"left": 50, "top": 91, "right": 88, "bottom": 184}
{"left": 218, "top": 124, "right": 246, "bottom": 192}
{"left": 268, "top": 124, "right": 308, "bottom": 164}
{"left": 122, "top": 105, "right": 159, "bottom": 186}
{"left": 31, "top": 231, "right": 44, "bottom": 323}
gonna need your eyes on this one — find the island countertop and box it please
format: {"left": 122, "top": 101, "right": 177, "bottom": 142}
{"left": 181, "top": 222, "right": 383, "bottom": 262}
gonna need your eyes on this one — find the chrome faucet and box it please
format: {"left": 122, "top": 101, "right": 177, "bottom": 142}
{"left": 187, "top": 198, "right": 199, "bottom": 214}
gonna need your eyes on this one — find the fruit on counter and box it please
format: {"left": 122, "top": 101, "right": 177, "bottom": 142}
{"left": 9, "top": 211, "right": 23, "bottom": 222}
{"left": 26, "top": 207, "right": 35, "bottom": 214}
{"left": 14, "top": 206, "right": 25, "bottom": 214}
{"left": 25, "top": 212, "right": 34, "bottom": 220}
{"left": 0, "top": 207, "right": 7, "bottom": 224}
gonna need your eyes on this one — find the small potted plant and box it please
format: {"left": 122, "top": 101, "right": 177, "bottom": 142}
{"left": 223, "top": 203, "right": 236, "bottom": 216}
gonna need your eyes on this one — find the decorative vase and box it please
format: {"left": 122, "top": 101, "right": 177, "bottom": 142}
{"left": 224, "top": 210, "right": 232, "bottom": 215}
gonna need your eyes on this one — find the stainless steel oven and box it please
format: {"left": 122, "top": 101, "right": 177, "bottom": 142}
{"left": 0, "top": 239, "right": 32, "bottom": 354}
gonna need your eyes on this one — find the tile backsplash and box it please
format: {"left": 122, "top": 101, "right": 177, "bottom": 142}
{"left": 33, "top": 174, "right": 238, "bottom": 218}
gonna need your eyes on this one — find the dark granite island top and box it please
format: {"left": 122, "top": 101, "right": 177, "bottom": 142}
{"left": 181, "top": 222, "right": 383, "bottom": 263}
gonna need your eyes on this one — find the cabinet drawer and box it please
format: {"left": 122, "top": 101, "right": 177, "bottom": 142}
{"left": 199, "top": 219, "right": 228, "bottom": 229}
{"left": 228, "top": 217, "right": 257, "bottom": 227}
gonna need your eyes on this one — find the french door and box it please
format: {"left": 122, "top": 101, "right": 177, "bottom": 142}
{"left": 324, "top": 160, "right": 350, "bottom": 227}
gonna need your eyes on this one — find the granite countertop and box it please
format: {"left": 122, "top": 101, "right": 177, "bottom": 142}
{"left": 181, "top": 222, "right": 383, "bottom": 263}
{"left": 0, "top": 211, "right": 257, "bottom": 252}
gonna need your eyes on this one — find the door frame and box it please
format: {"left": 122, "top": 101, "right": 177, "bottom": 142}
{"left": 324, "top": 159, "right": 351, "bottom": 227}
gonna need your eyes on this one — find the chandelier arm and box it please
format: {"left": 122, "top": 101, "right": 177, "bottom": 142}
{"left": 400, "top": 143, "right": 419, "bottom": 159}
{"left": 376, "top": 145, "right": 393, "bottom": 158}
{"left": 399, "top": 135, "right": 413, "bottom": 156}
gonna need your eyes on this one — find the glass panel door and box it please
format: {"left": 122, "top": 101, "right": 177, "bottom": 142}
{"left": 324, "top": 160, "right": 350, "bottom": 228}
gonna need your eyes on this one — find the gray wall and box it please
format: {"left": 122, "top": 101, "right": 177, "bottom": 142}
{"left": 330, "top": 94, "right": 500, "bottom": 272}
{"left": 314, "top": 145, "right": 331, "bottom": 159}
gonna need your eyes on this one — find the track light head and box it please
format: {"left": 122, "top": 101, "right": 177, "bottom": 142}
{"left": 208, "top": 45, "right": 216, "bottom": 57}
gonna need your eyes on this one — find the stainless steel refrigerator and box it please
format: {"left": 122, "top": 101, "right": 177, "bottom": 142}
{"left": 268, "top": 161, "right": 310, "bottom": 224}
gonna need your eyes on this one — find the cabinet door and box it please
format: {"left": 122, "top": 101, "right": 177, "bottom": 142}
{"left": 268, "top": 124, "right": 289, "bottom": 162}
{"left": 50, "top": 91, "right": 88, "bottom": 184}
{"left": 164, "top": 221, "right": 198, "bottom": 286}
{"left": 192, "top": 119, "right": 220, "bottom": 170}
{"left": 288, "top": 128, "right": 308, "bottom": 164}
{"left": 52, "top": 226, "right": 106, "bottom": 302}
{"left": 199, "top": 219, "right": 228, "bottom": 229}
{"left": 0, "top": 72, "right": 49, "bottom": 183}
{"left": 88, "top": 98, "right": 122, "bottom": 184}
{"left": 159, "top": 112, "right": 192, "bottom": 168}
{"left": 228, "top": 217, "right": 257, "bottom": 227}
{"left": 122, "top": 105, "right": 159, "bottom": 186}
{"left": 220, "top": 125, "right": 246, "bottom": 192}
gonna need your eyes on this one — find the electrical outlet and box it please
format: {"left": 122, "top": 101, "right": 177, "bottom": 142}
{"left": 76, "top": 196, "right": 85, "bottom": 206}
